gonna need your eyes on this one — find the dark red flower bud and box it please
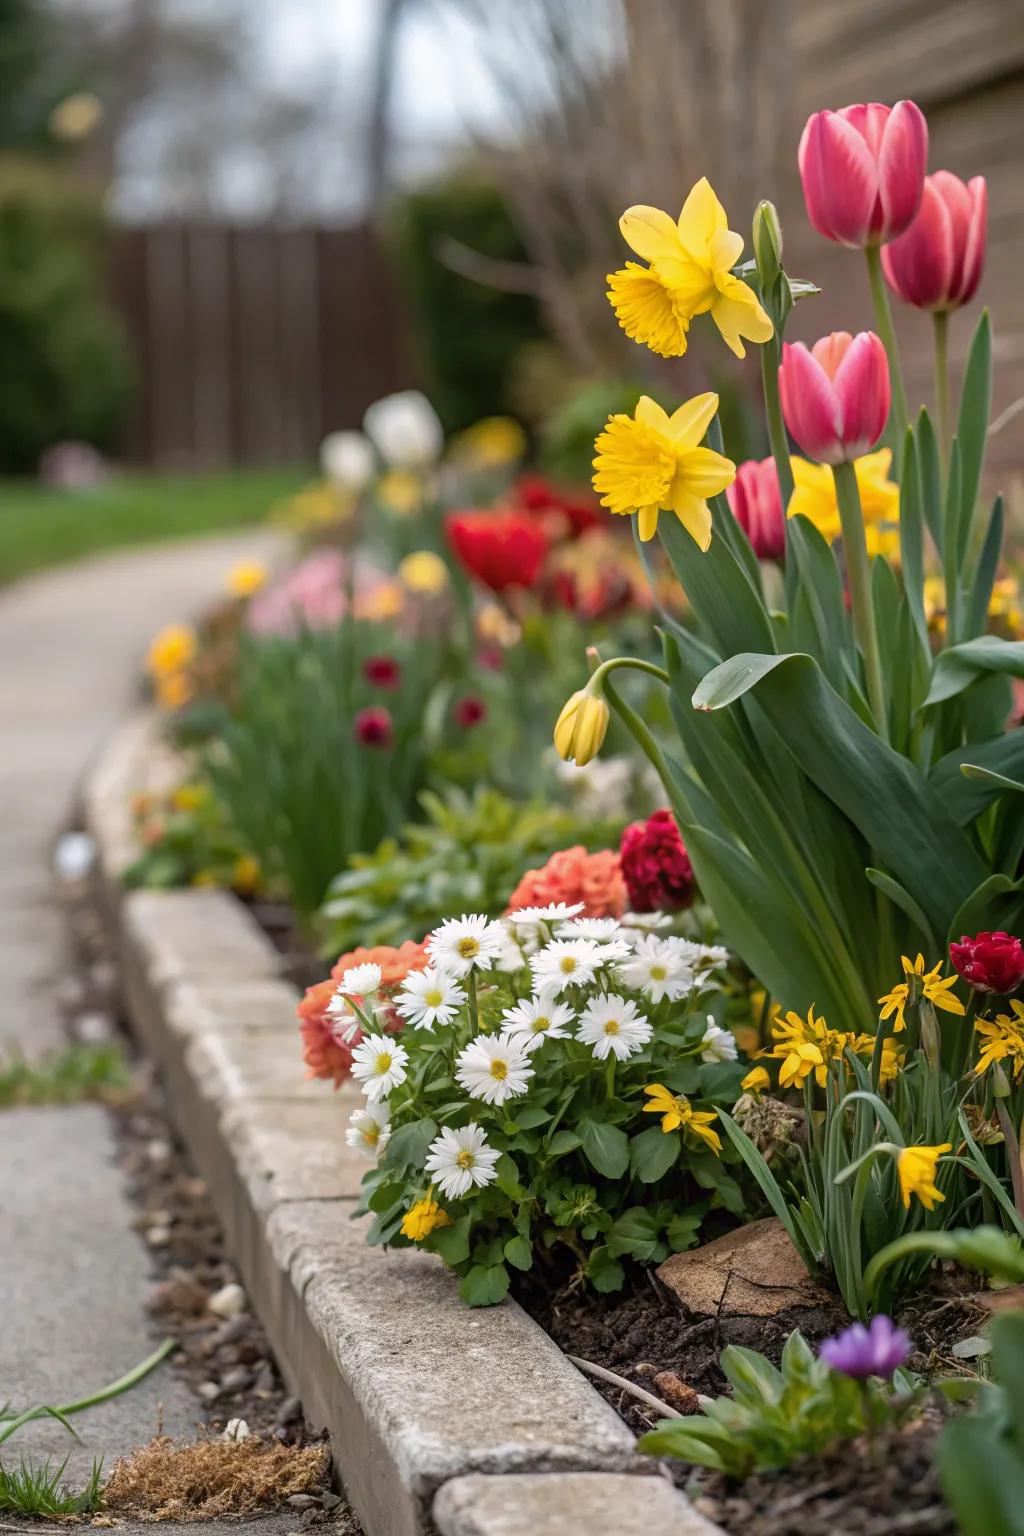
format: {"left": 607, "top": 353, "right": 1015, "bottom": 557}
{"left": 950, "top": 931, "right": 1024, "bottom": 995}
{"left": 454, "top": 695, "right": 487, "bottom": 729}
{"left": 363, "top": 653, "right": 401, "bottom": 690}
{"left": 354, "top": 706, "right": 394, "bottom": 748}
{"left": 619, "top": 809, "right": 695, "bottom": 913}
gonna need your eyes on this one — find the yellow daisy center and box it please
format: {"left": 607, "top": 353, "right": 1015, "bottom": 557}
{"left": 604, "top": 1019, "right": 621, "bottom": 1036}
{"left": 532, "top": 1017, "right": 550, "bottom": 1033}
{"left": 375, "top": 1051, "right": 393, "bottom": 1074}
{"left": 489, "top": 1060, "right": 509, "bottom": 1080}
{"left": 456, "top": 1149, "right": 475, "bottom": 1169}
{"left": 425, "top": 988, "right": 444, "bottom": 1007}
{"left": 559, "top": 956, "right": 578, "bottom": 974}
{"left": 457, "top": 936, "right": 480, "bottom": 958}
{"left": 650, "top": 965, "right": 667, "bottom": 981}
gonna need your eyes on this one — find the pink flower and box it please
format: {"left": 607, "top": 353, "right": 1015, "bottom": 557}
{"left": 881, "top": 172, "right": 987, "bottom": 311}
{"left": 726, "top": 459, "right": 786, "bottom": 561}
{"left": 950, "top": 931, "right": 1024, "bottom": 996}
{"left": 779, "top": 332, "right": 890, "bottom": 465}
{"left": 798, "top": 101, "right": 928, "bottom": 248}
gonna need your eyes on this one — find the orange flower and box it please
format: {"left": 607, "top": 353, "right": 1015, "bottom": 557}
{"left": 329, "top": 940, "right": 428, "bottom": 989}
{"left": 299, "top": 940, "right": 429, "bottom": 1088}
{"left": 505, "top": 847, "right": 627, "bottom": 919}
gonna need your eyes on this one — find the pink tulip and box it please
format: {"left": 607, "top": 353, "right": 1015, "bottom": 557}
{"left": 881, "top": 171, "right": 987, "bottom": 310}
{"left": 779, "top": 332, "right": 890, "bottom": 465}
{"left": 726, "top": 459, "right": 786, "bottom": 561}
{"left": 798, "top": 101, "right": 928, "bottom": 248}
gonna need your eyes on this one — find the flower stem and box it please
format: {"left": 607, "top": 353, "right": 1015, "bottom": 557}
{"left": 760, "top": 336, "right": 794, "bottom": 511}
{"left": 605, "top": 1055, "right": 616, "bottom": 1101}
{"left": 995, "top": 1099, "right": 1024, "bottom": 1220}
{"left": 933, "top": 308, "right": 951, "bottom": 466}
{"left": 831, "top": 460, "right": 888, "bottom": 739}
{"left": 467, "top": 971, "right": 480, "bottom": 1034}
{"left": 865, "top": 244, "right": 909, "bottom": 447}
{"left": 601, "top": 675, "right": 673, "bottom": 794}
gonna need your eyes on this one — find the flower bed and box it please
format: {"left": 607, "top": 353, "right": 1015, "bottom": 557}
{"left": 115, "top": 85, "right": 1024, "bottom": 1536}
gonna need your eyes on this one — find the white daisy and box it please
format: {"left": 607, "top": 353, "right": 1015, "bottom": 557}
{"left": 592, "top": 938, "right": 634, "bottom": 964}
{"left": 455, "top": 1035, "right": 534, "bottom": 1105}
{"left": 500, "top": 995, "right": 576, "bottom": 1052}
{"left": 555, "top": 916, "right": 623, "bottom": 941}
{"left": 661, "top": 937, "right": 730, "bottom": 972}
{"left": 620, "top": 910, "right": 673, "bottom": 934}
{"left": 530, "top": 938, "right": 603, "bottom": 994}
{"left": 492, "top": 919, "right": 529, "bottom": 971}
{"left": 700, "top": 1020, "right": 738, "bottom": 1063}
{"left": 395, "top": 966, "right": 466, "bottom": 1030}
{"left": 617, "top": 936, "right": 694, "bottom": 1004}
{"left": 335, "top": 962, "right": 382, "bottom": 997}
{"left": 576, "top": 994, "right": 652, "bottom": 1061}
{"left": 424, "top": 1122, "right": 501, "bottom": 1200}
{"left": 350, "top": 1033, "right": 409, "bottom": 1101}
{"left": 508, "top": 901, "right": 586, "bottom": 924}
{"left": 325, "top": 990, "right": 361, "bottom": 1044}
{"left": 427, "top": 914, "right": 505, "bottom": 977}
{"left": 345, "top": 1103, "right": 390, "bottom": 1159}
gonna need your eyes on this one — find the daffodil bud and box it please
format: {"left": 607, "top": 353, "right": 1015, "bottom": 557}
{"left": 553, "top": 687, "right": 610, "bottom": 766}
{"left": 753, "top": 200, "right": 783, "bottom": 289}
{"left": 993, "top": 1061, "right": 1012, "bottom": 1099}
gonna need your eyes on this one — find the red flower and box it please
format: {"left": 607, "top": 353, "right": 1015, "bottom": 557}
{"left": 363, "top": 654, "right": 401, "bottom": 690}
{"left": 455, "top": 695, "right": 487, "bottom": 729}
{"left": 514, "top": 474, "right": 601, "bottom": 538}
{"left": 950, "top": 931, "right": 1024, "bottom": 995}
{"left": 476, "top": 644, "right": 504, "bottom": 672}
{"left": 620, "top": 810, "right": 695, "bottom": 913}
{"left": 354, "top": 706, "right": 394, "bottom": 748}
{"left": 445, "top": 509, "right": 548, "bottom": 592}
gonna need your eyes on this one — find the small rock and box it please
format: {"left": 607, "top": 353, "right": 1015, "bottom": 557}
{"left": 182, "top": 1175, "right": 208, "bottom": 1200}
{"left": 212, "top": 1315, "right": 249, "bottom": 1347}
{"left": 146, "top": 1225, "right": 171, "bottom": 1247}
{"left": 54, "top": 831, "right": 95, "bottom": 881}
{"left": 286, "top": 1495, "right": 317, "bottom": 1510}
{"left": 222, "top": 1418, "right": 251, "bottom": 1442}
{"left": 208, "top": 1282, "right": 247, "bottom": 1319}
{"left": 275, "top": 1396, "right": 303, "bottom": 1429}
{"left": 197, "top": 1381, "right": 221, "bottom": 1403}
{"left": 148, "top": 1273, "right": 207, "bottom": 1317}
{"left": 320, "top": 1492, "right": 342, "bottom": 1510}
{"left": 652, "top": 1370, "right": 701, "bottom": 1414}
{"left": 146, "top": 1138, "right": 172, "bottom": 1163}
{"left": 219, "top": 1366, "right": 252, "bottom": 1394}
{"left": 253, "top": 1362, "right": 275, "bottom": 1394}
{"left": 657, "top": 1216, "right": 831, "bottom": 1318}
{"left": 75, "top": 1010, "right": 115, "bottom": 1043}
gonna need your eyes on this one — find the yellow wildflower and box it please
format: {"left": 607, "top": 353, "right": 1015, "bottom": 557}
{"left": 642, "top": 1084, "right": 722, "bottom": 1153}
{"left": 450, "top": 416, "right": 528, "bottom": 467}
{"left": 378, "top": 470, "right": 423, "bottom": 516}
{"left": 789, "top": 450, "right": 899, "bottom": 545}
{"left": 232, "top": 855, "right": 261, "bottom": 894}
{"left": 226, "top": 560, "right": 267, "bottom": 599}
{"left": 554, "top": 688, "right": 610, "bottom": 766}
{"left": 975, "top": 1002, "right": 1024, "bottom": 1081}
{"left": 155, "top": 671, "right": 193, "bottom": 710}
{"left": 770, "top": 1004, "right": 853, "bottom": 1089}
{"left": 171, "top": 783, "right": 208, "bottom": 814}
{"left": 609, "top": 178, "right": 773, "bottom": 359}
{"left": 400, "top": 1197, "right": 451, "bottom": 1241}
{"left": 924, "top": 576, "right": 947, "bottom": 633}
{"left": 897, "top": 1143, "right": 951, "bottom": 1210}
{"left": 191, "top": 869, "right": 219, "bottom": 888}
{"left": 398, "top": 549, "right": 448, "bottom": 594}
{"left": 741, "top": 1065, "right": 771, "bottom": 1095}
{"left": 592, "top": 393, "right": 735, "bottom": 547}
{"left": 147, "top": 623, "right": 197, "bottom": 677}
{"left": 989, "top": 577, "right": 1023, "bottom": 634}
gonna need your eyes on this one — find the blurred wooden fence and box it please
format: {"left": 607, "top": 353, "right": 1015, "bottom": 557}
{"left": 109, "top": 224, "right": 412, "bottom": 471}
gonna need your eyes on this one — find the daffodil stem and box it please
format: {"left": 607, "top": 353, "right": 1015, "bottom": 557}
{"left": 865, "top": 244, "right": 909, "bottom": 447}
{"left": 832, "top": 460, "right": 888, "bottom": 740}
{"left": 591, "top": 656, "right": 669, "bottom": 690}
{"left": 760, "top": 338, "right": 794, "bottom": 510}
{"left": 601, "top": 675, "right": 673, "bottom": 797}
{"left": 933, "top": 308, "right": 951, "bottom": 466}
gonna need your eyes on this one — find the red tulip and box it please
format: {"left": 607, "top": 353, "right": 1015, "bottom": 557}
{"left": 354, "top": 706, "right": 394, "bottom": 748}
{"left": 881, "top": 171, "right": 987, "bottom": 311}
{"left": 726, "top": 459, "right": 786, "bottom": 561}
{"left": 363, "top": 654, "right": 401, "bottom": 691}
{"left": 798, "top": 100, "right": 928, "bottom": 248}
{"left": 454, "top": 695, "right": 487, "bottom": 729}
{"left": 779, "top": 331, "right": 890, "bottom": 465}
{"left": 445, "top": 509, "right": 548, "bottom": 592}
{"left": 950, "top": 931, "right": 1024, "bottom": 995}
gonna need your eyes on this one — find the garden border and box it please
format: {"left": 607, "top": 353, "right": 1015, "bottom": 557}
{"left": 84, "top": 709, "right": 721, "bottom": 1536}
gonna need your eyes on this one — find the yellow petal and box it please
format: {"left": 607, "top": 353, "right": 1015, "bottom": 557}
{"left": 711, "top": 278, "right": 774, "bottom": 359}
{"left": 634, "top": 395, "right": 672, "bottom": 435}
{"left": 619, "top": 205, "right": 683, "bottom": 264}
{"left": 607, "top": 264, "right": 690, "bottom": 358}
{"left": 676, "top": 445, "right": 737, "bottom": 498}
{"left": 666, "top": 486, "right": 712, "bottom": 551}
{"left": 709, "top": 228, "right": 744, "bottom": 272}
{"left": 637, "top": 503, "right": 661, "bottom": 541}
{"left": 676, "top": 176, "right": 728, "bottom": 259}
{"left": 665, "top": 392, "right": 719, "bottom": 449}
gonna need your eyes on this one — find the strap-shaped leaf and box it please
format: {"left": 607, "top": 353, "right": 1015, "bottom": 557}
{"left": 947, "top": 873, "right": 1024, "bottom": 947}
{"left": 925, "top": 636, "right": 1024, "bottom": 708}
{"left": 964, "top": 495, "right": 1004, "bottom": 641}
{"left": 930, "top": 731, "right": 1024, "bottom": 825}
{"left": 692, "top": 650, "right": 986, "bottom": 936}
{"left": 956, "top": 308, "right": 992, "bottom": 563}
{"left": 658, "top": 501, "right": 776, "bottom": 659}
{"left": 899, "top": 430, "right": 928, "bottom": 645}
{"left": 914, "top": 408, "right": 943, "bottom": 557}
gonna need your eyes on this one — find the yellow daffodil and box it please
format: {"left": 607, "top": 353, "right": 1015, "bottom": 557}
{"left": 476, "top": 603, "right": 521, "bottom": 648}
{"left": 741, "top": 1065, "right": 771, "bottom": 1095}
{"left": 975, "top": 1002, "right": 1024, "bottom": 1081}
{"left": 788, "top": 450, "right": 899, "bottom": 545}
{"left": 770, "top": 1004, "right": 855, "bottom": 1089}
{"left": 879, "top": 955, "right": 964, "bottom": 1030}
{"left": 924, "top": 576, "right": 946, "bottom": 633}
{"left": 400, "top": 1197, "right": 450, "bottom": 1241}
{"left": 592, "top": 393, "right": 735, "bottom": 547}
{"left": 878, "top": 981, "right": 910, "bottom": 1032}
{"left": 147, "top": 623, "right": 197, "bottom": 677}
{"left": 642, "top": 1084, "right": 722, "bottom": 1153}
{"left": 450, "top": 416, "right": 528, "bottom": 467}
{"left": 226, "top": 560, "right": 267, "bottom": 599}
{"left": 398, "top": 549, "right": 448, "bottom": 594}
{"left": 897, "top": 1143, "right": 951, "bottom": 1210}
{"left": 554, "top": 687, "right": 610, "bottom": 766}
{"left": 609, "top": 178, "right": 773, "bottom": 359}
{"left": 378, "top": 469, "right": 423, "bottom": 516}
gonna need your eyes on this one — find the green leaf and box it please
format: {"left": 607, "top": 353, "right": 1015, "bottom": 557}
{"left": 459, "top": 1263, "right": 510, "bottom": 1307}
{"left": 667, "top": 1209, "right": 703, "bottom": 1252}
{"left": 607, "top": 1207, "right": 663, "bottom": 1260}
{"left": 629, "top": 1126, "right": 680, "bottom": 1184}
{"left": 510, "top": 1105, "right": 551, "bottom": 1130}
{"left": 865, "top": 868, "right": 936, "bottom": 952}
{"left": 579, "top": 1119, "right": 630, "bottom": 1179}
{"left": 938, "top": 1417, "right": 1024, "bottom": 1536}
{"left": 947, "top": 874, "right": 1024, "bottom": 949}
{"left": 427, "top": 1216, "right": 472, "bottom": 1266}
{"left": 925, "top": 636, "right": 1024, "bottom": 707}
{"left": 964, "top": 495, "right": 1004, "bottom": 640}
{"left": 931, "top": 731, "right": 1024, "bottom": 826}
{"left": 494, "top": 1153, "right": 523, "bottom": 1197}
{"left": 585, "top": 1244, "right": 625, "bottom": 1293}
{"left": 898, "top": 430, "right": 928, "bottom": 645}
{"left": 638, "top": 1419, "right": 736, "bottom": 1473}
{"left": 383, "top": 1117, "right": 437, "bottom": 1173}
{"left": 914, "top": 408, "right": 943, "bottom": 556}
{"left": 659, "top": 497, "right": 776, "bottom": 659}
{"left": 503, "top": 1234, "right": 533, "bottom": 1272}
{"left": 955, "top": 309, "right": 992, "bottom": 561}
{"left": 546, "top": 1129, "right": 582, "bottom": 1156}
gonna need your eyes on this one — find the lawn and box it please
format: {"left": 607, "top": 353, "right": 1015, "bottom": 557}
{"left": 0, "top": 465, "right": 308, "bottom": 585}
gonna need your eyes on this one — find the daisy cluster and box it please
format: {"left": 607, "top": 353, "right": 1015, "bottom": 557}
{"left": 329, "top": 905, "right": 732, "bottom": 1204}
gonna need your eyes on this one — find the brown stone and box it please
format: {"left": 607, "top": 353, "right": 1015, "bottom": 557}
{"left": 657, "top": 1217, "right": 831, "bottom": 1317}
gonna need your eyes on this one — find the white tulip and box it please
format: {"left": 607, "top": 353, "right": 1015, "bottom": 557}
{"left": 319, "top": 430, "right": 375, "bottom": 491}
{"left": 363, "top": 390, "right": 443, "bottom": 468}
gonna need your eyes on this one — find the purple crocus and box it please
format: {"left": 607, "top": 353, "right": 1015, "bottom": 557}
{"left": 819, "top": 1315, "right": 912, "bottom": 1380}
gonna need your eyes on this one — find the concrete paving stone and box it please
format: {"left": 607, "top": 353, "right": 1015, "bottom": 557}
{"left": 124, "top": 890, "right": 282, "bottom": 991}
{"left": 185, "top": 1030, "right": 327, "bottom": 1105}
{"left": 167, "top": 978, "right": 303, "bottom": 1039}
{"left": 433, "top": 1473, "right": 720, "bottom": 1536}
{"left": 0, "top": 1104, "right": 197, "bottom": 1481}
{"left": 220, "top": 1096, "right": 365, "bottom": 1208}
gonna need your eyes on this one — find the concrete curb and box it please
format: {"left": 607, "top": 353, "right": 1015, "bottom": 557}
{"left": 85, "top": 709, "right": 721, "bottom": 1536}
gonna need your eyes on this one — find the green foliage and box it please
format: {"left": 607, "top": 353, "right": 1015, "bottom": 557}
{"left": 0, "top": 156, "right": 130, "bottom": 471}
{"left": 0, "top": 1455, "right": 103, "bottom": 1517}
{"left": 640, "top": 1330, "right": 920, "bottom": 1478}
{"left": 388, "top": 173, "right": 548, "bottom": 432}
{"left": 123, "top": 780, "right": 259, "bottom": 896}
{"left": 0, "top": 1041, "right": 129, "bottom": 1107}
{"left": 939, "top": 1310, "right": 1024, "bottom": 1536}
{"left": 319, "top": 785, "right": 621, "bottom": 957}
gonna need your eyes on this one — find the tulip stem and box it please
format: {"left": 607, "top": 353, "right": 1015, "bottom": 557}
{"left": 865, "top": 245, "right": 909, "bottom": 448}
{"left": 933, "top": 309, "right": 951, "bottom": 464}
{"left": 832, "top": 460, "right": 888, "bottom": 740}
{"left": 760, "top": 338, "right": 794, "bottom": 511}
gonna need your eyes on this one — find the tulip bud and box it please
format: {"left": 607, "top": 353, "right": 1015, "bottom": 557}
{"left": 798, "top": 100, "right": 928, "bottom": 248}
{"left": 753, "top": 200, "right": 783, "bottom": 290}
{"left": 553, "top": 687, "right": 609, "bottom": 766}
{"left": 779, "top": 331, "right": 890, "bottom": 465}
{"left": 882, "top": 172, "right": 988, "bottom": 311}
{"left": 726, "top": 459, "right": 786, "bottom": 561}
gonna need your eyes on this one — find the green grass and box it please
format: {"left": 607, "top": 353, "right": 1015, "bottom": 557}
{"left": 0, "top": 1454, "right": 104, "bottom": 1517}
{"left": 0, "top": 1041, "right": 131, "bottom": 1107}
{"left": 0, "top": 465, "right": 308, "bottom": 585}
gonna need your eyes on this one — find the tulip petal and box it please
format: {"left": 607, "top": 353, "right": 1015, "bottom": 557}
{"left": 878, "top": 100, "right": 928, "bottom": 240}
{"left": 959, "top": 176, "right": 988, "bottom": 306}
{"left": 619, "top": 205, "right": 684, "bottom": 264}
{"left": 833, "top": 332, "right": 890, "bottom": 457}
{"left": 676, "top": 176, "right": 728, "bottom": 259}
{"left": 665, "top": 391, "right": 719, "bottom": 449}
{"left": 799, "top": 111, "right": 878, "bottom": 247}
{"left": 881, "top": 178, "right": 953, "bottom": 309}
{"left": 780, "top": 343, "right": 844, "bottom": 463}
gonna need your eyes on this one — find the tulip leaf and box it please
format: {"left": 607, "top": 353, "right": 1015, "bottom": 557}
{"left": 914, "top": 408, "right": 943, "bottom": 558}
{"left": 865, "top": 868, "right": 936, "bottom": 952}
{"left": 947, "top": 874, "right": 1024, "bottom": 949}
{"left": 898, "top": 432, "right": 928, "bottom": 646}
{"left": 931, "top": 730, "right": 1024, "bottom": 825}
{"left": 924, "top": 636, "right": 1024, "bottom": 708}
{"left": 939, "top": 1417, "right": 1024, "bottom": 1536}
{"left": 943, "top": 439, "right": 964, "bottom": 640}
{"left": 964, "top": 495, "right": 1004, "bottom": 642}
{"left": 659, "top": 501, "right": 775, "bottom": 659}
{"left": 956, "top": 308, "right": 992, "bottom": 561}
